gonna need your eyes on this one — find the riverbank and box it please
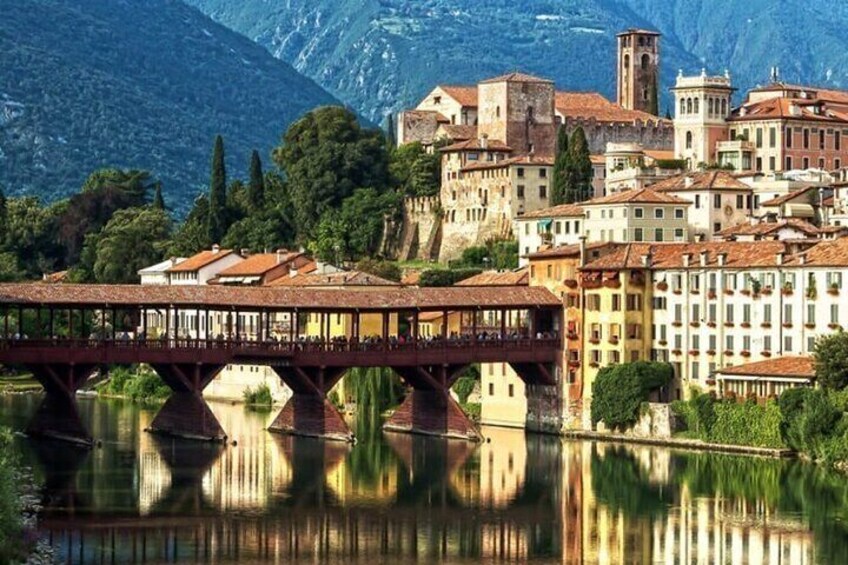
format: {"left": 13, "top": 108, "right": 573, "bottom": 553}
{"left": 0, "top": 374, "right": 41, "bottom": 394}
{"left": 563, "top": 429, "right": 796, "bottom": 459}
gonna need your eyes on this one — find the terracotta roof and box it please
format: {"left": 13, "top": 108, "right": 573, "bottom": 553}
{"left": 455, "top": 269, "right": 529, "bottom": 286}
{"left": 166, "top": 249, "right": 238, "bottom": 273}
{"left": 787, "top": 237, "right": 848, "bottom": 266}
{"left": 581, "top": 188, "right": 691, "bottom": 205}
{"left": 590, "top": 154, "right": 606, "bottom": 165}
{"left": 527, "top": 241, "right": 618, "bottom": 260}
{"left": 718, "top": 356, "right": 815, "bottom": 379}
{"left": 480, "top": 72, "right": 553, "bottom": 84}
{"left": 555, "top": 91, "right": 667, "bottom": 125}
{"left": 439, "top": 138, "right": 512, "bottom": 153}
{"left": 616, "top": 28, "right": 660, "bottom": 37}
{"left": 268, "top": 271, "right": 400, "bottom": 288}
{"left": 822, "top": 195, "right": 835, "bottom": 207}
{"left": 0, "top": 284, "right": 561, "bottom": 311}
{"left": 439, "top": 86, "right": 478, "bottom": 107}
{"left": 748, "top": 82, "right": 848, "bottom": 105}
{"left": 519, "top": 203, "right": 584, "bottom": 219}
{"left": 215, "top": 252, "right": 305, "bottom": 277}
{"left": 651, "top": 171, "right": 752, "bottom": 192}
{"left": 461, "top": 154, "right": 553, "bottom": 172}
{"left": 729, "top": 97, "right": 848, "bottom": 124}
{"left": 440, "top": 124, "right": 477, "bottom": 141}
{"left": 581, "top": 241, "right": 790, "bottom": 270}
{"left": 759, "top": 186, "right": 817, "bottom": 207}
{"left": 644, "top": 150, "right": 676, "bottom": 162}
{"left": 402, "top": 109, "right": 450, "bottom": 123}
{"left": 715, "top": 219, "right": 821, "bottom": 238}
{"left": 40, "top": 271, "right": 68, "bottom": 284}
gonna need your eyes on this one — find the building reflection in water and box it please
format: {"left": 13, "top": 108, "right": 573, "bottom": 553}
{"left": 12, "top": 396, "right": 842, "bottom": 563}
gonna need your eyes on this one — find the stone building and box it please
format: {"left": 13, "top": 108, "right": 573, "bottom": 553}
{"left": 617, "top": 28, "right": 661, "bottom": 114}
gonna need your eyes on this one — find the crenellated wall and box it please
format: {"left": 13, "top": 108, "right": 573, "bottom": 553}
{"left": 563, "top": 117, "right": 674, "bottom": 154}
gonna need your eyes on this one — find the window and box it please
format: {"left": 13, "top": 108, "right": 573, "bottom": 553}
{"left": 587, "top": 295, "right": 601, "bottom": 311}
{"left": 539, "top": 168, "right": 547, "bottom": 178}
{"left": 832, "top": 304, "right": 839, "bottom": 325}
{"left": 634, "top": 228, "right": 644, "bottom": 241}
{"left": 695, "top": 194, "right": 701, "bottom": 208}
{"left": 674, "top": 304, "right": 683, "bottom": 323}
{"left": 691, "top": 303, "right": 700, "bottom": 321}
{"left": 433, "top": 96, "right": 441, "bottom": 105}
{"left": 539, "top": 186, "right": 547, "bottom": 199}
{"left": 786, "top": 156, "right": 793, "bottom": 170}
{"left": 713, "top": 194, "right": 722, "bottom": 209}
{"left": 626, "top": 294, "right": 642, "bottom": 311}
{"left": 691, "top": 362, "right": 700, "bottom": 381}
{"left": 803, "top": 157, "right": 810, "bottom": 169}
{"left": 655, "top": 228, "right": 664, "bottom": 242}
{"left": 764, "top": 335, "right": 772, "bottom": 352}
{"left": 820, "top": 130, "right": 826, "bottom": 150}
{"left": 654, "top": 208, "right": 664, "bottom": 219}
{"left": 686, "top": 131, "right": 693, "bottom": 149}
{"left": 713, "top": 222, "right": 722, "bottom": 233}
{"left": 827, "top": 272, "right": 843, "bottom": 289}
{"left": 725, "top": 335, "right": 734, "bottom": 351}
{"left": 612, "top": 295, "right": 622, "bottom": 311}
{"left": 488, "top": 383, "right": 494, "bottom": 396}
{"left": 517, "top": 168, "right": 525, "bottom": 178}
{"left": 803, "top": 129, "right": 810, "bottom": 149}
{"left": 674, "top": 208, "right": 684, "bottom": 219}
{"left": 769, "top": 156, "right": 776, "bottom": 171}
{"left": 743, "top": 336, "right": 751, "bottom": 352}
{"left": 725, "top": 304, "right": 734, "bottom": 323}
{"left": 508, "top": 384, "right": 514, "bottom": 397}
{"left": 786, "top": 127, "right": 793, "bottom": 148}
{"left": 743, "top": 304, "right": 751, "bottom": 323}
{"left": 634, "top": 207, "right": 644, "bottom": 219}
{"left": 769, "top": 127, "right": 776, "bottom": 148}
{"left": 764, "top": 304, "right": 772, "bottom": 324}
{"left": 736, "top": 195, "right": 744, "bottom": 208}
{"left": 756, "top": 128, "right": 763, "bottom": 148}
{"left": 784, "top": 336, "right": 793, "bottom": 353}
{"left": 517, "top": 185, "right": 525, "bottom": 198}
{"left": 784, "top": 304, "right": 793, "bottom": 324}
{"left": 837, "top": 131, "right": 842, "bottom": 151}
{"left": 807, "top": 304, "right": 816, "bottom": 326}
{"left": 756, "top": 157, "right": 763, "bottom": 172}
{"left": 709, "top": 335, "right": 717, "bottom": 350}
{"left": 674, "top": 228, "right": 684, "bottom": 241}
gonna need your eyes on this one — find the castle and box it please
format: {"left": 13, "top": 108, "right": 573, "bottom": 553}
{"left": 395, "top": 29, "right": 674, "bottom": 262}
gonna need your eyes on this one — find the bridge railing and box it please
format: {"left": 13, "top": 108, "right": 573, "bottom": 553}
{"left": 0, "top": 335, "right": 562, "bottom": 355}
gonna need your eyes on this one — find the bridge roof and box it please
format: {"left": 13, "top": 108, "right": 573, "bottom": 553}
{"left": 0, "top": 284, "right": 560, "bottom": 311}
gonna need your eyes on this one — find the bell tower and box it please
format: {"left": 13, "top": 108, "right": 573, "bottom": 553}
{"left": 617, "top": 28, "right": 661, "bottom": 115}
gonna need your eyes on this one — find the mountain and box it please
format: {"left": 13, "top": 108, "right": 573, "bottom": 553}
{"left": 186, "top": 0, "right": 848, "bottom": 125}
{"left": 0, "top": 0, "right": 339, "bottom": 213}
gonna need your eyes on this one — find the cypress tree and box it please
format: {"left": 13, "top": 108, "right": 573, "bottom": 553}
{"left": 647, "top": 72, "right": 659, "bottom": 116}
{"left": 248, "top": 149, "right": 265, "bottom": 210}
{"left": 0, "top": 182, "right": 6, "bottom": 245}
{"left": 207, "top": 135, "right": 227, "bottom": 244}
{"left": 551, "top": 126, "right": 570, "bottom": 205}
{"left": 565, "top": 127, "right": 593, "bottom": 203}
{"left": 152, "top": 182, "right": 166, "bottom": 210}
{"left": 385, "top": 113, "right": 397, "bottom": 149}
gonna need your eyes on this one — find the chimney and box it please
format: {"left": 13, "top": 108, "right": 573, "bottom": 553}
{"left": 641, "top": 253, "right": 652, "bottom": 267}
{"left": 775, "top": 252, "right": 785, "bottom": 265}
{"left": 699, "top": 250, "right": 709, "bottom": 266}
{"left": 682, "top": 253, "right": 692, "bottom": 268}
{"left": 579, "top": 236, "right": 587, "bottom": 267}
{"left": 799, "top": 253, "right": 807, "bottom": 265}
{"left": 684, "top": 176, "right": 694, "bottom": 189}
{"left": 717, "top": 252, "right": 727, "bottom": 266}
{"left": 276, "top": 248, "right": 288, "bottom": 264}
{"left": 694, "top": 233, "right": 705, "bottom": 242}
{"left": 479, "top": 133, "right": 489, "bottom": 150}
{"left": 211, "top": 244, "right": 221, "bottom": 253}
{"left": 240, "top": 248, "right": 250, "bottom": 257}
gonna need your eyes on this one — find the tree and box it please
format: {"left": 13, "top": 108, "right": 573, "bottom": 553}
{"left": 222, "top": 210, "right": 294, "bottom": 253}
{"left": 355, "top": 258, "right": 402, "bottom": 282}
{"left": 389, "top": 141, "right": 441, "bottom": 197}
{"left": 0, "top": 183, "right": 6, "bottom": 246}
{"left": 167, "top": 194, "right": 211, "bottom": 257}
{"left": 273, "top": 106, "right": 390, "bottom": 239}
{"left": 3, "top": 197, "right": 63, "bottom": 278}
{"left": 591, "top": 362, "right": 673, "bottom": 430}
{"left": 91, "top": 207, "right": 172, "bottom": 283}
{"left": 551, "top": 126, "right": 569, "bottom": 205}
{"left": 385, "top": 113, "right": 397, "bottom": 149}
{"left": 81, "top": 168, "right": 155, "bottom": 201}
{"left": 647, "top": 72, "right": 659, "bottom": 116}
{"left": 0, "top": 253, "right": 24, "bottom": 283}
{"left": 152, "top": 182, "right": 166, "bottom": 210}
{"left": 813, "top": 331, "right": 848, "bottom": 390}
{"left": 247, "top": 150, "right": 265, "bottom": 210}
{"left": 564, "top": 126, "right": 593, "bottom": 203}
{"left": 207, "top": 135, "right": 228, "bottom": 244}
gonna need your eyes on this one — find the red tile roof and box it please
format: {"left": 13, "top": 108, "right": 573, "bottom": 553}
{"left": 439, "top": 138, "right": 512, "bottom": 153}
{"left": 268, "top": 270, "right": 400, "bottom": 287}
{"left": 166, "top": 249, "right": 238, "bottom": 273}
{"left": 555, "top": 91, "right": 668, "bottom": 125}
{"left": 440, "top": 124, "right": 477, "bottom": 141}
{"left": 651, "top": 171, "right": 752, "bottom": 192}
{"left": 519, "top": 203, "right": 585, "bottom": 219}
{"left": 582, "top": 188, "right": 691, "bottom": 205}
{"left": 461, "top": 154, "right": 553, "bottom": 172}
{"left": 527, "top": 242, "right": 618, "bottom": 260}
{"left": 439, "top": 86, "right": 479, "bottom": 107}
{"left": 480, "top": 72, "right": 553, "bottom": 84}
{"left": 786, "top": 237, "right": 848, "bottom": 266}
{"left": 729, "top": 97, "right": 848, "bottom": 124}
{"left": 215, "top": 252, "right": 305, "bottom": 277}
{"left": 718, "top": 356, "right": 815, "bottom": 379}
{"left": 748, "top": 82, "right": 848, "bottom": 106}
{"left": 759, "top": 186, "right": 817, "bottom": 207}
{"left": 581, "top": 241, "right": 790, "bottom": 270}
{"left": 455, "top": 269, "right": 529, "bottom": 286}
{"left": 715, "top": 219, "right": 820, "bottom": 238}
{"left": 0, "top": 284, "right": 561, "bottom": 311}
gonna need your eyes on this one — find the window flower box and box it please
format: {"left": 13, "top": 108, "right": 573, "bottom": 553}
{"left": 724, "top": 322, "right": 735, "bottom": 328}
{"left": 568, "top": 360, "right": 581, "bottom": 368}
{"left": 604, "top": 280, "right": 621, "bottom": 289}
{"left": 564, "top": 279, "right": 578, "bottom": 289}
{"left": 691, "top": 289, "right": 700, "bottom": 295}
{"left": 589, "top": 338, "right": 600, "bottom": 345}
{"left": 673, "top": 289, "right": 682, "bottom": 295}
{"left": 707, "top": 291, "right": 717, "bottom": 299}
{"left": 589, "top": 361, "right": 599, "bottom": 368}
{"left": 762, "top": 350, "right": 772, "bottom": 357}
{"left": 706, "top": 349, "right": 716, "bottom": 356}
{"left": 741, "top": 322, "right": 751, "bottom": 328}
{"left": 740, "top": 350, "right": 751, "bottom": 357}
{"left": 608, "top": 337, "right": 620, "bottom": 345}
{"left": 707, "top": 321, "right": 717, "bottom": 328}
{"left": 805, "top": 323, "right": 816, "bottom": 329}
{"left": 761, "top": 322, "right": 772, "bottom": 329}
{"left": 658, "top": 340, "right": 668, "bottom": 346}
{"left": 672, "top": 321, "right": 683, "bottom": 327}
{"left": 740, "top": 289, "right": 751, "bottom": 296}
{"left": 782, "top": 323, "right": 793, "bottom": 329}
{"left": 690, "top": 322, "right": 700, "bottom": 328}
{"left": 761, "top": 287, "right": 773, "bottom": 296}
{"left": 828, "top": 323, "right": 842, "bottom": 330}
{"left": 782, "top": 288, "right": 794, "bottom": 296}
{"left": 724, "top": 349, "right": 734, "bottom": 356}
{"left": 724, "top": 289, "right": 735, "bottom": 296}
{"left": 688, "top": 349, "right": 700, "bottom": 356}
{"left": 656, "top": 281, "right": 669, "bottom": 291}
{"left": 567, "top": 333, "right": 579, "bottom": 341}
{"left": 828, "top": 284, "right": 840, "bottom": 296}
{"left": 672, "top": 349, "right": 682, "bottom": 356}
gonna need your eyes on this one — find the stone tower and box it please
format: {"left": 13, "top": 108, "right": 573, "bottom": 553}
{"left": 477, "top": 73, "right": 557, "bottom": 156}
{"left": 671, "top": 70, "right": 735, "bottom": 169}
{"left": 617, "top": 29, "right": 661, "bottom": 115}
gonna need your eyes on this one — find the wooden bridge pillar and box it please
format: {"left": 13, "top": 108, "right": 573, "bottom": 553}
{"left": 26, "top": 363, "right": 97, "bottom": 446}
{"left": 147, "top": 363, "right": 226, "bottom": 442}
{"left": 385, "top": 365, "right": 481, "bottom": 441}
{"left": 269, "top": 367, "right": 353, "bottom": 442}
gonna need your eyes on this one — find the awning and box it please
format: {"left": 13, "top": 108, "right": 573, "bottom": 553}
{"left": 537, "top": 219, "right": 553, "bottom": 230}
{"left": 784, "top": 203, "right": 815, "bottom": 218}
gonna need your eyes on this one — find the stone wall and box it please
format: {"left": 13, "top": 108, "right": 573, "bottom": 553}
{"left": 564, "top": 117, "right": 674, "bottom": 154}
{"left": 525, "top": 364, "right": 563, "bottom": 434}
{"left": 393, "top": 196, "right": 441, "bottom": 261}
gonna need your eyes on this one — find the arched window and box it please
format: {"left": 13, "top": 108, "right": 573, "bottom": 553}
{"left": 721, "top": 98, "right": 728, "bottom": 116}
{"left": 686, "top": 131, "right": 693, "bottom": 149}
{"left": 641, "top": 53, "right": 650, "bottom": 70}
{"left": 679, "top": 98, "right": 686, "bottom": 115}
{"left": 708, "top": 97, "right": 714, "bottom": 116}
{"left": 686, "top": 98, "right": 693, "bottom": 114}
{"left": 623, "top": 54, "right": 630, "bottom": 70}
{"left": 693, "top": 97, "right": 700, "bottom": 113}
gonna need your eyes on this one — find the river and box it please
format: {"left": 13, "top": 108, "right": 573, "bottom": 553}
{"left": 1, "top": 394, "right": 847, "bottom": 564}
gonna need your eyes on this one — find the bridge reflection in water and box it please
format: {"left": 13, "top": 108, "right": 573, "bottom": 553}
{"left": 10, "top": 397, "right": 842, "bottom": 563}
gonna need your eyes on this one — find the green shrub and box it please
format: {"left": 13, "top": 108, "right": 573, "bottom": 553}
{"left": 419, "top": 268, "right": 482, "bottom": 287}
{"left": 102, "top": 365, "right": 170, "bottom": 402}
{"left": 460, "top": 402, "right": 481, "bottom": 420}
{"left": 591, "top": 362, "right": 673, "bottom": 431}
{"left": 243, "top": 383, "right": 273, "bottom": 407}
{"left": 0, "top": 428, "right": 23, "bottom": 561}
{"left": 453, "top": 376, "right": 477, "bottom": 404}
{"left": 708, "top": 399, "right": 785, "bottom": 449}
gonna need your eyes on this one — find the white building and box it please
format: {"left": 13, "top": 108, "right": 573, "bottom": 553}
{"left": 582, "top": 188, "right": 691, "bottom": 243}
{"left": 138, "top": 258, "right": 185, "bottom": 286}
{"left": 516, "top": 203, "right": 584, "bottom": 264}
{"left": 165, "top": 245, "right": 243, "bottom": 285}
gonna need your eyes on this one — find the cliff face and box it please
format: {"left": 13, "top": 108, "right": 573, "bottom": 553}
{"left": 188, "top": 0, "right": 848, "bottom": 124}
{"left": 0, "top": 0, "right": 338, "bottom": 212}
